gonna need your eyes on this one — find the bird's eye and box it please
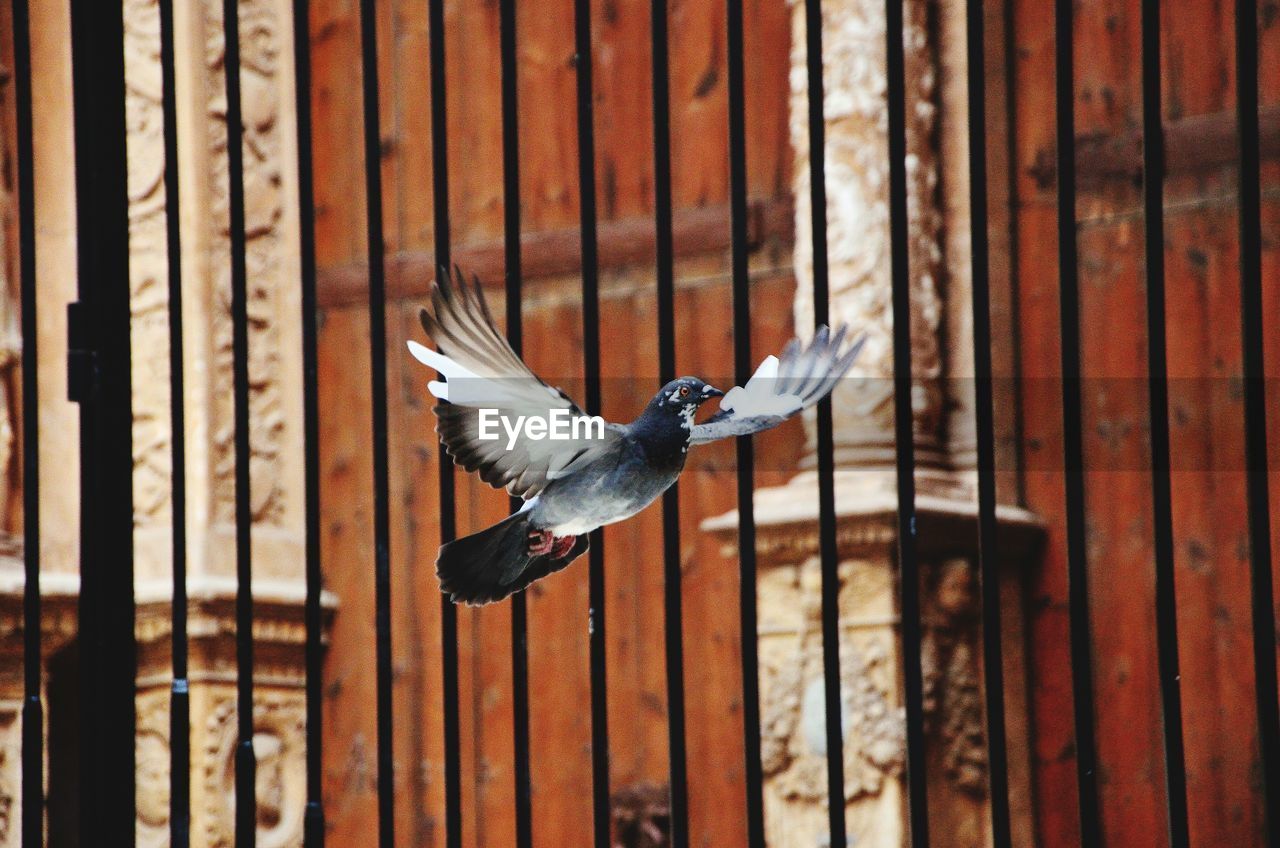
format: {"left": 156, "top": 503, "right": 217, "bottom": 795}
{"left": 679, "top": 386, "right": 690, "bottom": 398}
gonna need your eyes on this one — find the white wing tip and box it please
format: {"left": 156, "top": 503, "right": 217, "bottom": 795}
{"left": 408, "top": 341, "right": 459, "bottom": 399}
{"left": 406, "top": 340, "right": 437, "bottom": 366}
{"left": 748, "top": 355, "right": 779, "bottom": 384}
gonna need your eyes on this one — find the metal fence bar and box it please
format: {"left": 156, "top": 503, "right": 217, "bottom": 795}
{"left": 67, "top": 0, "right": 137, "bottom": 840}
{"left": 1000, "top": 0, "right": 1028, "bottom": 511}
{"left": 725, "top": 2, "right": 766, "bottom": 845}
{"left": 355, "top": 0, "right": 397, "bottom": 843}
{"left": 1052, "top": 1, "right": 1103, "bottom": 843}
{"left": 290, "top": 0, "right": 328, "bottom": 842}
{"left": 1235, "top": 2, "right": 1280, "bottom": 843}
{"left": 884, "top": 0, "right": 929, "bottom": 844}
{"left": 12, "top": 0, "right": 41, "bottom": 844}
{"left": 800, "top": 2, "right": 848, "bottom": 845}
{"left": 571, "top": 0, "right": 612, "bottom": 842}
{"left": 157, "top": 0, "right": 192, "bottom": 842}
{"left": 219, "top": 0, "right": 259, "bottom": 840}
{"left": 426, "top": 1, "right": 463, "bottom": 844}
{"left": 498, "top": 2, "right": 535, "bottom": 845}
{"left": 1139, "top": 2, "right": 1191, "bottom": 845}
{"left": 964, "top": 1, "right": 1013, "bottom": 845}
{"left": 649, "top": 2, "right": 690, "bottom": 845}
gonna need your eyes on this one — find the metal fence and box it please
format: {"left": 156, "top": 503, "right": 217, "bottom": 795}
{"left": 8, "top": 0, "right": 1278, "bottom": 846}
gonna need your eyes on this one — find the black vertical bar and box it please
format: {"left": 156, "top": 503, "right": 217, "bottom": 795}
{"left": 572, "top": 0, "right": 611, "bottom": 843}
{"left": 650, "top": 2, "right": 690, "bottom": 846}
{"left": 964, "top": 1, "right": 1013, "bottom": 845}
{"left": 427, "top": 0, "right": 463, "bottom": 844}
{"left": 1053, "top": 1, "right": 1103, "bottom": 842}
{"left": 1236, "top": 1, "right": 1280, "bottom": 842}
{"left": 725, "top": 2, "right": 765, "bottom": 845}
{"left": 68, "top": 0, "right": 137, "bottom": 842}
{"left": 12, "top": 0, "right": 41, "bottom": 844}
{"left": 802, "top": 2, "right": 847, "bottom": 845}
{"left": 1139, "top": 2, "right": 1191, "bottom": 845}
{"left": 499, "top": 1, "right": 534, "bottom": 845}
{"left": 356, "top": 0, "right": 396, "bottom": 844}
{"left": 157, "top": 0, "right": 191, "bottom": 842}
{"left": 291, "top": 0, "right": 327, "bottom": 843}
{"left": 884, "top": 0, "right": 928, "bottom": 844}
{"left": 222, "top": 0, "right": 258, "bottom": 840}
{"left": 1001, "top": 0, "right": 1028, "bottom": 509}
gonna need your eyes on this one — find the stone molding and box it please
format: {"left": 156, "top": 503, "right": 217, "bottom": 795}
{"left": 703, "top": 471, "right": 1043, "bottom": 846}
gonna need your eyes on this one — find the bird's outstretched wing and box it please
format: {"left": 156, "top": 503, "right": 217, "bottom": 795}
{"left": 689, "top": 326, "right": 865, "bottom": 445}
{"left": 409, "top": 267, "right": 622, "bottom": 498}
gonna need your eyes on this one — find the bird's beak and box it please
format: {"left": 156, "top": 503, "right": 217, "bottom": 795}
{"left": 701, "top": 385, "right": 725, "bottom": 400}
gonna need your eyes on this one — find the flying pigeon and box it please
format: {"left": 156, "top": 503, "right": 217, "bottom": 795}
{"left": 408, "top": 268, "right": 866, "bottom": 605}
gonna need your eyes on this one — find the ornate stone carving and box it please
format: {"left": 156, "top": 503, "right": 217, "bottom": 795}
{"left": 203, "top": 0, "right": 290, "bottom": 528}
{"left": 123, "top": 0, "right": 296, "bottom": 536}
{"left": 203, "top": 694, "right": 306, "bottom": 848}
{"left": 921, "top": 559, "right": 988, "bottom": 795}
{"left": 757, "top": 554, "right": 988, "bottom": 806}
{"left": 0, "top": 309, "right": 20, "bottom": 529}
{"left": 136, "top": 688, "right": 173, "bottom": 848}
{"left": 0, "top": 55, "right": 27, "bottom": 526}
{"left": 125, "top": 0, "right": 178, "bottom": 526}
{"left": 0, "top": 708, "right": 20, "bottom": 848}
{"left": 759, "top": 555, "right": 903, "bottom": 803}
{"left": 761, "top": 625, "right": 907, "bottom": 803}
{"left": 789, "top": 0, "right": 946, "bottom": 468}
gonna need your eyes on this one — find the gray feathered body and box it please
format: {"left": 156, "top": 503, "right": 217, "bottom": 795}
{"left": 529, "top": 404, "right": 692, "bottom": 536}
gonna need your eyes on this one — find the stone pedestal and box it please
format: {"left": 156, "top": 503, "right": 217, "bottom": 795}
{"left": 0, "top": 556, "right": 78, "bottom": 848}
{"left": 704, "top": 473, "right": 1042, "bottom": 847}
{"left": 134, "top": 582, "right": 331, "bottom": 848}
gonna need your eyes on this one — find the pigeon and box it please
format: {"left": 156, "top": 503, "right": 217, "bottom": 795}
{"left": 408, "top": 268, "right": 866, "bottom": 605}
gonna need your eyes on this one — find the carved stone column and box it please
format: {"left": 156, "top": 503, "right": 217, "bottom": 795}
{"left": 122, "top": 0, "right": 333, "bottom": 846}
{"left": 0, "top": 1, "right": 82, "bottom": 840}
{"left": 0, "top": 0, "right": 329, "bottom": 842}
{"left": 704, "top": 0, "right": 1044, "bottom": 844}
{"left": 789, "top": 0, "right": 946, "bottom": 471}
{"left": 705, "top": 485, "right": 1042, "bottom": 847}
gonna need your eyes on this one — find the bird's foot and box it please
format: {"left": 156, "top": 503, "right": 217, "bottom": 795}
{"left": 528, "top": 529, "right": 576, "bottom": 559}
{"left": 549, "top": 535, "right": 577, "bottom": 560}
{"left": 527, "top": 529, "right": 554, "bottom": 555}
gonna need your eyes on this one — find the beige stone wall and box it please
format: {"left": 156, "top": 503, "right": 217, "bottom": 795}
{"left": 126, "top": 1, "right": 322, "bottom": 845}
{"left": 30, "top": 0, "right": 80, "bottom": 577}
{"left": 0, "top": 0, "right": 327, "bottom": 844}
{"left": 126, "top": 0, "right": 306, "bottom": 589}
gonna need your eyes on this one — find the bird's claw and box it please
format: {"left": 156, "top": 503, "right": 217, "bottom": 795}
{"left": 528, "top": 529, "right": 554, "bottom": 555}
{"left": 528, "top": 529, "right": 575, "bottom": 559}
{"left": 549, "top": 535, "right": 577, "bottom": 560}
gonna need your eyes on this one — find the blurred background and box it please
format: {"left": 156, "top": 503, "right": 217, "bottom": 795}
{"left": 0, "top": 0, "right": 1278, "bottom": 846}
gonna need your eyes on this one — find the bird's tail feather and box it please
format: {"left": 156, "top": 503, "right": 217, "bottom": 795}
{"left": 437, "top": 511, "right": 588, "bottom": 605}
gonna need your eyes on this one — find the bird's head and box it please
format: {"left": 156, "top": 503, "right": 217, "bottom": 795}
{"left": 650, "top": 377, "right": 724, "bottom": 417}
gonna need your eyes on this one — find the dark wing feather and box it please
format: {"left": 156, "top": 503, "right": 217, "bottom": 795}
{"left": 411, "top": 267, "right": 621, "bottom": 498}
